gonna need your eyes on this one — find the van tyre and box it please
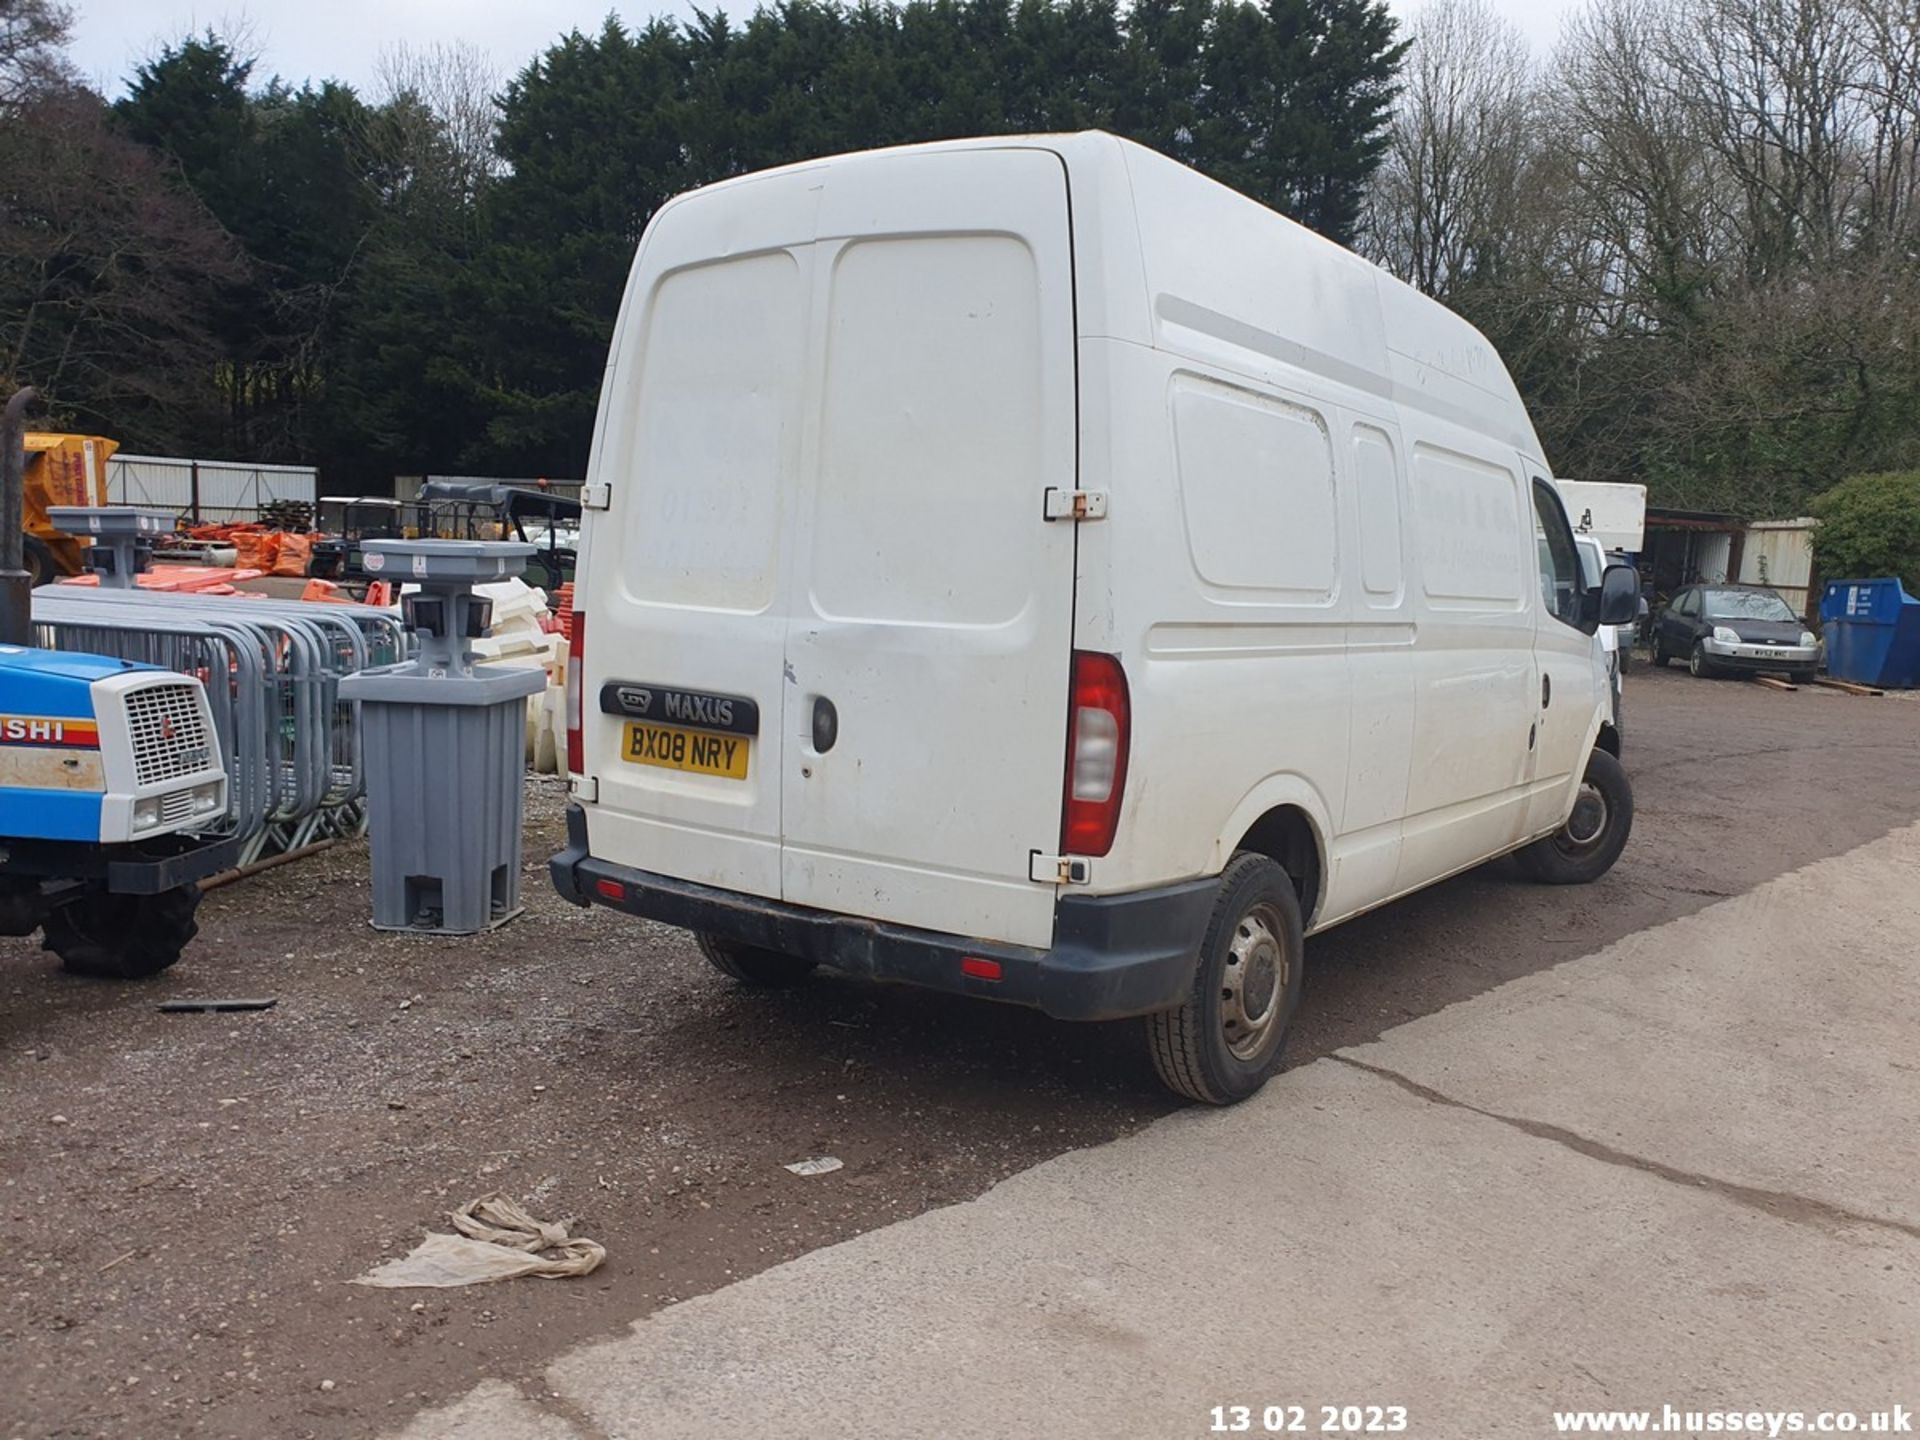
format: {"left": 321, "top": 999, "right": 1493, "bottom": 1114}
{"left": 43, "top": 885, "right": 201, "bottom": 979}
{"left": 1514, "top": 749, "right": 1633, "bottom": 886}
{"left": 695, "top": 933, "right": 816, "bottom": 988}
{"left": 1651, "top": 633, "right": 1670, "bottom": 667}
{"left": 1147, "top": 853, "right": 1304, "bottom": 1106}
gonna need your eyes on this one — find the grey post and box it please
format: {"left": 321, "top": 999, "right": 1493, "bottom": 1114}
{"left": 1, "top": 387, "right": 42, "bottom": 645}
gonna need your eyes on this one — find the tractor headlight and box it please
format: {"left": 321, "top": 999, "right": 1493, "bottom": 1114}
{"left": 133, "top": 798, "right": 160, "bottom": 831}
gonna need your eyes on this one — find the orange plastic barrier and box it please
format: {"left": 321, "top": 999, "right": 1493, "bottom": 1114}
{"left": 58, "top": 567, "right": 265, "bottom": 592}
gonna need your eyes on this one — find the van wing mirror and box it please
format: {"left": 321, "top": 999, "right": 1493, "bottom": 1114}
{"left": 1595, "top": 563, "right": 1639, "bottom": 629}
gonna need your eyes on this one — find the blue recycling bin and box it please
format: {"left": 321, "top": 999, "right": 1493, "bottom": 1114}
{"left": 1819, "top": 579, "right": 1920, "bottom": 688}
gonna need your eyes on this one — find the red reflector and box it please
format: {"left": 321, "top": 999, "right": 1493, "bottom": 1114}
{"left": 565, "top": 611, "right": 587, "bottom": 777}
{"left": 594, "top": 878, "right": 624, "bottom": 902}
{"left": 960, "top": 957, "right": 1002, "bottom": 981}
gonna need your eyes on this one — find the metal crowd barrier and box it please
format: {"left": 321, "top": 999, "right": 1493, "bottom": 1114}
{"left": 30, "top": 588, "right": 413, "bottom": 864}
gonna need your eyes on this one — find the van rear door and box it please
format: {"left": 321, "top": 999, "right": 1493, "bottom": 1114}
{"left": 778, "top": 149, "right": 1080, "bottom": 949}
{"left": 580, "top": 168, "right": 822, "bottom": 898}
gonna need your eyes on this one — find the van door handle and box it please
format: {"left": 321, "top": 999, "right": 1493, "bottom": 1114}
{"left": 1541, "top": 675, "right": 1551, "bottom": 709}
{"left": 812, "top": 695, "right": 839, "bottom": 753}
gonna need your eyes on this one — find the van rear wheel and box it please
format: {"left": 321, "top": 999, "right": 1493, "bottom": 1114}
{"left": 694, "top": 933, "right": 816, "bottom": 988}
{"left": 1147, "top": 853, "right": 1304, "bottom": 1106}
{"left": 1514, "top": 748, "right": 1633, "bottom": 886}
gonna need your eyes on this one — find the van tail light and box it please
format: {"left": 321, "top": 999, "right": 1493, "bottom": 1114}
{"left": 565, "top": 611, "right": 586, "bottom": 777}
{"left": 1062, "top": 650, "right": 1130, "bottom": 857}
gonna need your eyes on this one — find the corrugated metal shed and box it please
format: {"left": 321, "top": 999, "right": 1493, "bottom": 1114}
{"left": 107, "top": 454, "right": 319, "bottom": 523}
{"left": 1738, "top": 518, "right": 1817, "bottom": 618}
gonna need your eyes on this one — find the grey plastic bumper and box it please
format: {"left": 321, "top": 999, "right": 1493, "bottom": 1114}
{"left": 549, "top": 803, "right": 1215, "bottom": 1022}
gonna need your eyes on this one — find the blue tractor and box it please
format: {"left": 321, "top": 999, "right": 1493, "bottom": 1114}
{"left": 0, "top": 646, "right": 237, "bottom": 976}
{"left": 2, "top": 388, "right": 239, "bottom": 977}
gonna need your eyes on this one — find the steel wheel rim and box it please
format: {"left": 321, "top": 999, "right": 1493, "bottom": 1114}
{"left": 1690, "top": 645, "right": 1704, "bottom": 676}
{"left": 1221, "top": 903, "right": 1288, "bottom": 1061}
{"left": 1558, "top": 781, "right": 1609, "bottom": 853}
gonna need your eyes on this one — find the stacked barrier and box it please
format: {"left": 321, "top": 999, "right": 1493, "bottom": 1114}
{"left": 30, "top": 588, "right": 412, "bottom": 864}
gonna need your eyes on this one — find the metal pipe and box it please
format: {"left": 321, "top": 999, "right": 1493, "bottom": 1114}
{"left": 1, "top": 386, "right": 43, "bottom": 646}
{"left": 198, "top": 839, "right": 338, "bottom": 892}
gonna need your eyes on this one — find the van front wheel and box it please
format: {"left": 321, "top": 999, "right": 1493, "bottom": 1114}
{"left": 1514, "top": 748, "right": 1634, "bottom": 885}
{"left": 695, "top": 933, "right": 816, "bottom": 988}
{"left": 1147, "top": 854, "right": 1304, "bottom": 1106}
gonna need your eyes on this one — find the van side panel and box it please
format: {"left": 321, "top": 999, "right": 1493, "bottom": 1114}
{"left": 1083, "top": 336, "right": 1354, "bottom": 899}
{"left": 1077, "top": 139, "right": 1571, "bottom": 923}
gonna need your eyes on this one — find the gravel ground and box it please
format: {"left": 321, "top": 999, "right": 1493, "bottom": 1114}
{"left": 3, "top": 665, "right": 1917, "bottom": 1439}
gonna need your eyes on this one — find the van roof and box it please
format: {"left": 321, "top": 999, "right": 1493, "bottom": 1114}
{"left": 653, "top": 131, "right": 1546, "bottom": 462}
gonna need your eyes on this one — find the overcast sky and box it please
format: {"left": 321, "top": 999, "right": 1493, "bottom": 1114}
{"left": 69, "top": 0, "right": 1577, "bottom": 97}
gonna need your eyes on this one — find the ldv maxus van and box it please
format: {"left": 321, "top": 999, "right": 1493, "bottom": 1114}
{"left": 551, "top": 133, "right": 1641, "bottom": 1104}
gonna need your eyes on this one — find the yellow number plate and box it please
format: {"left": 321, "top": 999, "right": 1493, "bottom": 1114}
{"left": 621, "top": 721, "right": 750, "bottom": 780}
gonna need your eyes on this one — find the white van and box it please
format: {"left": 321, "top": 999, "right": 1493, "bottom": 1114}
{"left": 551, "top": 133, "right": 1641, "bottom": 1104}
{"left": 1574, "top": 533, "right": 1628, "bottom": 736}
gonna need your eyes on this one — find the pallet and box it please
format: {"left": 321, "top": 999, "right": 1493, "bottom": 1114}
{"left": 1810, "top": 676, "right": 1884, "bottom": 697}
{"left": 1751, "top": 674, "right": 1798, "bottom": 692}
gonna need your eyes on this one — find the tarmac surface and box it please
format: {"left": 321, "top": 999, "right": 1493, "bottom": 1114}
{"left": 399, "top": 814, "right": 1920, "bottom": 1440}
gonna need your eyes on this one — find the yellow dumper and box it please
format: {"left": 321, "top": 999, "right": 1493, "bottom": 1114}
{"left": 19, "top": 433, "right": 118, "bottom": 585}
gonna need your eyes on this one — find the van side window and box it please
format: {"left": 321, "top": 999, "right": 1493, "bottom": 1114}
{"left": 1530, "top": 479, "right": 1584, "bottom": 629}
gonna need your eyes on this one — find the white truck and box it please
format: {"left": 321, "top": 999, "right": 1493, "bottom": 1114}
{"left": 550, "top": 133, "right": 1640, "bottom": 1104}
{"left": 1557, "top": 480, "right": 1647, "bottom": 554}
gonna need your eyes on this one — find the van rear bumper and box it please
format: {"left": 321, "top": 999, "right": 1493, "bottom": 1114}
{"left": 550, "top": 804, "right": 1214, "bottom": 1022}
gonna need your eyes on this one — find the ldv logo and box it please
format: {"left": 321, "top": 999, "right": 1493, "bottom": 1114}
{"left": 615, "top": 687, "right": 652, "bottom": 715}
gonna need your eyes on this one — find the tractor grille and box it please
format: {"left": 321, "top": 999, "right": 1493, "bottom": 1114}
{"left": 159, "top": 789, "right": 200, "bottom": 825}
{"left": 124, "top": 682, "right": 213, "bottom": 786}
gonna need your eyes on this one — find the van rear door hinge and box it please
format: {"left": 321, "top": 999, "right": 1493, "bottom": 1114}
{"left": 1029, "top": 851, "right": 1092, "bottom": 885}
{"left": 580, "top": 482, "right": 612, "bottom": 510}
{"left": 1043, "top": 488, "right": 1108, "bottom": 522}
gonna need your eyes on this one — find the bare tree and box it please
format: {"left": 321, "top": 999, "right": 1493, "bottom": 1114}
{"left": 1552, "top": 0, "right": 1731, "bottom": 322}
{"left": 1848, "top": 0, "right": 1920, "bottom": 250}
{"left": 374, "top": 39, "right": 503, "bottom": 206}
{"left": 1657, "top": 0, "right": 1873, "bottom": 277}
{"left": 0, "top": 0, "right": 73, "bottom": 110}
{"left": 0, "top": 88, "right": 241, "bottom": 445}
{"left": 1364, "top": 0, "right": 1535, "bottom": 299}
